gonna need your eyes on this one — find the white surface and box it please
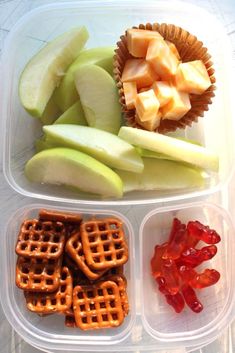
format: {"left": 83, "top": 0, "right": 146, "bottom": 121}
{"left": 0, "top": 0, "right": 235, "bottom": 353}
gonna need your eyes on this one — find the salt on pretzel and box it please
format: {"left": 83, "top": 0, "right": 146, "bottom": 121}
{"left": 80, "top": 218, "right": 128, "bottom": 270}
{"left": 25, "top": 267, "right": 73, "bottom": 314}
{"left": 65, "top": 231, "right": 105, "bottom": 281}
{"left": 15, "top": 219, "right": 66, "bottom": 259}
{"left": 73, "top": 280, "right": 124, "bottom": 330}
{"left": 16, "top": 256, "right": 62, "bottom": 292}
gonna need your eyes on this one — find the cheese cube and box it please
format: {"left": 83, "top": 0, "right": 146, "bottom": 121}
{"left": 122, "top": 59, "right": 157, "bottom": 89}
{"left": 152, "top": 81, "right": 173, "bottom": 107}
{"left": 136, "top": 110, "right": 162, "bottom": 131}
{"left": 161, "top": 85, "right": 191, "bottom": 120}
{"left": 165, "top": 40, "right": 181, "bottom": 60}
{"left": 135, "top": 89, "right": 160, "bottom": 122}
{"left": 146, "top": 38, "right": 179, "bottom": 79}
{"left": 127, "top": 28, "right": 163, "bottom": 58}
{"left": 123, "top": 82, "right": 138, "bottom": 110}
{"left": 175, "top": 60, "right": 211, "bottom": 94}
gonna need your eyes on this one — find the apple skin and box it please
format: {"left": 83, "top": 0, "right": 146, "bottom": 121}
{"left": 40, "top": 92, "right": 61, "bottom": 125}
{"left": 25, "top": 147, "right": 123, "bottom": 198}
{"left": 118, "top": 127, "right": 219, "bottom": 172}
{"left": 53, "top": 100, "right": 87, "bottom": 125}
{"left": 74, "top": 65, "right": 121, "bottom": 134}
{"left": 19, "top": 26, "right": 89, "bottom": 117}
{"left": 116, "top": 157, "right": 205, "bottom": 193}
{"left": 54, "top": 47, "right": 114, "bottom": 111}
{"left": 43, "top": 124, "right": 144, "bottom": 173}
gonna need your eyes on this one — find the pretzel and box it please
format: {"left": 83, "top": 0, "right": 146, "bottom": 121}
{"left": 63, "top": 254, "right": 91, "bottom": 286}
{"left": 25, "top": 267, "right": 73, "bottom": 314}
{"left": 64, "top": 308, "right": 76, "bottom": 328}
{"left": 105, "top": 275, "right": 129, "bottom": 316}
{"left": 80, "top": 218, "right": 128, "bottom": 270}
{"left": 39, "top": 209, "right": 82, "bottom": 224}
{"left": 105, "top": 265, "right": 124, "bottom": 277}
{"left": 73, "top": 280, "right": 124, "bottom": 330}
{"left": 65, "top": 232, "right": 105, "bottom": 281}
{"left": 16, "top": 256, "right": 61, "bottom": 292}
{"left": 15, "top": 219, "right": 66, "bottom": 259}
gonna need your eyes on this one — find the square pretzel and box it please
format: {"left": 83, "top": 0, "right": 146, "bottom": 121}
{"left": 16, "top": 256, "right": 61, "bottom": 292}
{"left": 25, "top": 267, "right": 73, "bottom": 314}
{"left": 73, "top": 280, "right": 124, "bottom": 330}
{"left": 15, "top": 219, "right": 66, "bottom": 259}
{"left": 65, "top": 232, "right": 105, "bottom": 281}
{"left": 80, "top": 218, "right": 128, "bottom": 270}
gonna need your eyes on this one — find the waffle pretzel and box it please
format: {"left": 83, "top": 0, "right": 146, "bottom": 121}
{"left": 73, "top": 280, "right": 124, "bottom": 330}
{"left": 64, "top": 308, "right": 76, "bottom": 328}
{"left": 25, "top": 267, "right": 73, "bottom": 314}
{"left": 65, "top": 232, "right": 105, "bottom": 281}
{"left": 16, "top": 256, "right": 61, "bottom": 292}
{"left": 15, "top": 219, "right": 66, "bottom": 259}
{"left": 81, "top": 218, "right": 128, "bottom": 270}
{"left": 39, "top": 209, "right": 82, "bottom": 224}
{"left": 105, "top": 275, "right": 129, "bottom": 316}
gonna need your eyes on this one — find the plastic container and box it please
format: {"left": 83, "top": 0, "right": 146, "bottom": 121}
{"left": 0, "top": 204, "right": 135, "bottom": 352}
{"left": 1, "top": 0, "right": 235, "bottom": 205}
{"left": 140, "top": 202, "right": 235, "bottom": 346}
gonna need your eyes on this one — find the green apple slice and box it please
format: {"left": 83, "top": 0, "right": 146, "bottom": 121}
{"left": 74, "top": 65, "right": 121, "bottom": 134}
{"left": 19, "top": 26, "right": 89, "bottom": 117}
{"left": 135, "top": 137, "right": 202, "bottom": 161}
{"left": 40, "top": 92, "right": 61, "bottom": 125}
{"left": 43, "top": 125, "right": 143, "bottom": 173}
{"left": 119, "top": 127, "right": 219, "bottom": 172}
{"left": 25, "top": 148, "right": 123, "bottom": 198}
{"left": 116, "top": 158, "right": 205, "bottom": 193}
{"left": 54, "top": 46, "right": 114, "bottom": 111}
{"left": 35, "top": 138, "right": 57, "bottom": 153}
{"left": 53, "top": 100, "right": 87, "bottom": 125}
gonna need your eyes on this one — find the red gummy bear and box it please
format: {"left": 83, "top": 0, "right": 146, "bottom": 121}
{"left": 163, "top": 218, "right": 187, "bottom": 260}
{"left": 190, "top": 269, "right": 220, "bottom": 289}
{"left": 151, "top": 243, "right": 168, "bottom": 278}
{"left": 187, "top": 221, "right": 221, "bottom": 244}
{"left": 181, "top": 285, "right": 203, "bottom": 313}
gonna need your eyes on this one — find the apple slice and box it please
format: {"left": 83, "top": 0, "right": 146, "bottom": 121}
{"left": 19, "top": 26, "right": 89, "bottom": 117}
{"left": 53, "top": 101, "right": 87, "bottom": 125}
{"left": 35, "top": 138, "right": 56, "bottom": 153}
{"left": 54, "top": 47, "right": 114, "bottom": 111}
{"left": 118, "top": 127, "right": 219, "bottom": 172}
{"left": 43, "top": 125, "right": 143, "bottom": 173}
{"left": 25, "top": 148, "right": 123, "bottom": 198}
{"left": 116, "top": 158, "right": 205, "bottom": 193}
{"left": 40, "top": 92, "right": 61, "bottom": 125}
{"left": 74, "top": 65, "right": 121, "bottom": 134}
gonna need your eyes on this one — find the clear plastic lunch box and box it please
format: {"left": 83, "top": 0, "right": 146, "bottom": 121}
{"left": 1, "top": 0, "right": 235, "bottom": 205}
{"left": 1, "top": 1, "right": 235, "bottom": 353}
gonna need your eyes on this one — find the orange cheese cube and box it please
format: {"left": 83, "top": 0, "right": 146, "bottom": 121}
{"left": 175, "top": 60, "right": 211, "bottom": 94}
{"left": 122, "top": 59, "right": 157, "bottom": 89}
{"left": 127, "top": 28, "right": 163, "bottom": 58}
{"left": 123, "top": 82, "right": 138, "bottom": 110}
{"left": 152, "top": 81, "right": 173, "bottom": 107}
{"left": 136, "top": 110, "right": 162, "bottom": 131}
{"left": 161, "top": 85, "right": 191, "bottom": 120}
{"left": 135, "top": 89, "right": 160, "bottom": 122}
{"left": 146, "top": 38, "right": 179, "bottom": 79}
{"left": 165, "top": 40, "right": 181, "bottom": 60}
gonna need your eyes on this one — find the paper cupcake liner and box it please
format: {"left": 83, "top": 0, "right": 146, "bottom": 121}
{"left": 114, "top": 23, "right": 216, "bottom": 133}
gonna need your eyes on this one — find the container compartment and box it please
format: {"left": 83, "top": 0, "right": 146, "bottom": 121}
{"left": 0, "top": 204, "right": 135, "bottom": 350}
{"left": 140, "top": 202, "right": 235, "bottom": 344}
{"left": 1, "top": 1, "right": 234, "bottom": 205}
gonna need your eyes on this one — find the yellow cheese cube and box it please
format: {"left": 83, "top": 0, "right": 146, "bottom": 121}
{"left": 152, "top": 81, "right": 173, "bottom": 107}
{"left": 136, "top": 110, "right": 162, "bottom": 131}
{"left": 123, "top": 82, "right": 138, "bottom": 110}
{"left": 122, "top": 59, "right": 157, "bottom": 89}
{"left": 165, "top": 40, "right": 181, "bottom": 60}
{"left": 127, "top": 28, "right": 163, "bottom": 58}
{"left": 135, "top": 89, "right": 160, "bottom": 122}
{"left": 146, "top": 38, "right": 179, "bottom": 79}
{"left": 161, "top": 85, "right": 191, "bottom": 120}
{"left": 175, "top": 60, "right": 211, "bottom": 94}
